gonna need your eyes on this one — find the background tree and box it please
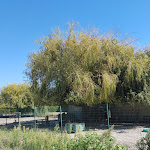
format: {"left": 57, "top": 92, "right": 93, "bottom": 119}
{"left": 26, "top": 24, "right": 150, "bottom": 106}
{"left": 0, "top": 94, "right": 2, "bottom": 107}
{"left": 0, "top": 83, "right": 33, "bottom": 108}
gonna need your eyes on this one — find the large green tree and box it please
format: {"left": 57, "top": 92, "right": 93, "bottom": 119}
{"left": 0, "top": 83, "right": 33, "bottom": 108}
{"left": 26, "top": 24, "right": 150, "bottom": 106}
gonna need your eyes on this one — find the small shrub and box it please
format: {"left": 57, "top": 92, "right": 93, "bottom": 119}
{"left": 136, "top": 131, "right": 150, "bottom": 150}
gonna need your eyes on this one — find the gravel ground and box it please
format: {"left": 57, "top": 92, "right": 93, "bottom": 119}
{"left": 0, "top": 117, "right": 45, "bottom": 125}
{"left": 111, "top": 126, "right": 146, "bottom": 150}
{"left": 70, "top": 125, "right": 147, "bottom": 150}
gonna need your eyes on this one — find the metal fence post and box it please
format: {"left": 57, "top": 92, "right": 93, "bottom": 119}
{"left": 6, "top": 110, "right": 7, "bottom": 126}
{"left": 60, "top": 106, "right": 62, "bottom": 135}
{"left": 17, "top": 107, "right": 19, "bottom": 123}
{"left": 34, "top": 105, "right": 36, "bottom": 132}
{"left": 106, "top": 103, "right": 110, "bottom": 129}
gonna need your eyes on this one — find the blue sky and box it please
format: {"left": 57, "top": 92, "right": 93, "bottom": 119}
{"left": 0, "top": 0, "right": 150, "bottom": 88}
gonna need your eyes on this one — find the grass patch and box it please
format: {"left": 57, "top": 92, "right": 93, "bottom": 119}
{"left": 0, "top": 125, "right": 127, "bottom": 150}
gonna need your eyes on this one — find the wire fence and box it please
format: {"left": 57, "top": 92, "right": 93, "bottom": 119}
{"left": 0, "top": 103, "right": 150, "bottom": 132}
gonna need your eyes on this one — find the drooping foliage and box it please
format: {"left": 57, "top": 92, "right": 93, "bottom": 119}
{"left": 26, "top": 24, "right": 150, "bottom": 105}
{"left": 0, "top": 83, "right": 33, "bottom": 108}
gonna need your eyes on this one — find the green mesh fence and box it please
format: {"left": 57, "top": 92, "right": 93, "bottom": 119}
{"left": 0, "top": 104, "right": 150, "bottom": 131}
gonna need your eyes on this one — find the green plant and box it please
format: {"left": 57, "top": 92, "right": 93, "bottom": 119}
{"left": 136, "top": 131, "right": 150, "bottom": 150}
{"left": 0, "top": 125, "right": 127, "bottom": 150}
{"left": 54, "top": 124, "right": 60, "bottom": 133}
{"left": 115, "top": 144, "right": 129, "bottom": 150}
{"left": 76, "top": 125, "right": 81, "bottom": 132}
{"left": 67, "top": 126, "right": 127, "bottom": 150}
{"left": 68, "top": 124, "right": 72, "bottom": 134}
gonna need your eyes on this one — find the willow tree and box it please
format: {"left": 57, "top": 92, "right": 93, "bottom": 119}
{"left": 26, "top": 24, "right": 150, "bottom": 106}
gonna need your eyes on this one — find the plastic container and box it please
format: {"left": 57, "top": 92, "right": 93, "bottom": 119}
{"left": 143, "top": 128, "right": 150, "bottom": 132}
{"left": 65, "top": 123, "right": 85, "bottom": 133}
